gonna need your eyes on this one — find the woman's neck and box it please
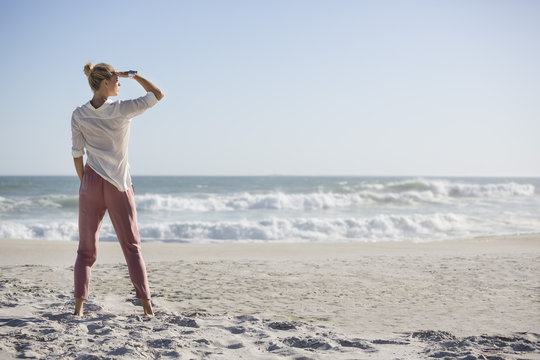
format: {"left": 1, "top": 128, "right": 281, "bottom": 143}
{"left": 90, "top": 92, "right": 109, "bottom": 109}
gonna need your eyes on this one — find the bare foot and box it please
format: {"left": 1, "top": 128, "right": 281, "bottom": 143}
{"left": 141, "top": 298, "right": 154, "bottom": 317}
{"left": 74, "top": 298, "right": 85, "bottom": 316}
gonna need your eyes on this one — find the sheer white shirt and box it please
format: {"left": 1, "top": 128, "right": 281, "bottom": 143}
{"left": 71, "top": 92, "right": 158, "bottom": 192}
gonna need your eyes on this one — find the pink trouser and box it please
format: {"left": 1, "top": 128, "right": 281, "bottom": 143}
{"left": 74, "top": 165, "right": 151, "bottom": 300}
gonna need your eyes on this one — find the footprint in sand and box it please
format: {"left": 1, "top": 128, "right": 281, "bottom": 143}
{"left": 226, "top": 326, "right": 246, "bottom": 334}
{"left": 86, "top": 323, "right": 113, "bottom": 335}
{"left": 282, "top": 336, "right": 334, "bottom": 350}
{"left": 147, "top": 338, "right": 174, "bottom": 349}
{"left": 268, "top": 321, "right": 300, "bottom": 330}
{"left": 166, "top": 315, "right": 199, "bottom": 328}
{"left": 226, "top": 342, "right": 244, "bottom": 349}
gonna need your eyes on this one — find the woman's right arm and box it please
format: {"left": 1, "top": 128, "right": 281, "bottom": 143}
{"left": 74, "top": 157, "right": 84, "bottom": 182}
{"left": 116, "top": 72, "right": 164, "bottom": 101}
{"left": 71, "top": 113, "right": 86, "bottom": 182}
{"left": 133, "top": 74, "right": 164, "bottom": 100}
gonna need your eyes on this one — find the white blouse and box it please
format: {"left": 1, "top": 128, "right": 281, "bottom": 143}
{"left": 71, "top": 92, "right": 158, "bottom": 191}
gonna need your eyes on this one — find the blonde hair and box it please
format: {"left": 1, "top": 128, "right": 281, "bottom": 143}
{"left": 83, "top": 62, "right": 115, "bottom": 91}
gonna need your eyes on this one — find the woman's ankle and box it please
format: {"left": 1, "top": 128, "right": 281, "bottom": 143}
{"left": 141, "top": 298, "right": 154, "bottom": 316}
{"left": 74, "top": 297, "right": 85, "bottom": 316}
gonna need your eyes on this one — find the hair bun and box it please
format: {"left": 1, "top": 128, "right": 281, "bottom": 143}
{"left": 84, "top": 62, "right": 115, "bottom": 91}
{"left": 83, "top": 62, "right": 93, "bottom": 77}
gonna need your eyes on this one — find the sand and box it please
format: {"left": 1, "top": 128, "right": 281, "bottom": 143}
{"left": 0, "top": 235, "right": 539, "bottom": 359}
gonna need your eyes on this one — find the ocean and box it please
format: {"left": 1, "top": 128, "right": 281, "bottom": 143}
{"left": 0, "top": 176, "right": 538, "bottom": 243}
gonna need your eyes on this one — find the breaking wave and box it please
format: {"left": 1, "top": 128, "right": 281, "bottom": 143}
{"left": 0, "top": 212, "right": 522, "bottom": 243}
{"left": 133, "top": 180, "right": 535, "bottom": 212}
{"left": 0, "top": 195, "right": 78, "bottom": 213}
{"left": 1, "top": 180, "right": 534, "bottom": 214}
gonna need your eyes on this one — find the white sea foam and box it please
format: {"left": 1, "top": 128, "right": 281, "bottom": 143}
{"left": 383, "top": 179, "right": 535, "bottom": 197}
{"left": 135, "top": 192, "right": 366, "bottom": 212}
{"left": 0, "top": 221, "right": 80, "bottom": 241}
{"left": 0, "top": 194, "right": 78, "bottom": 212}
{"left": 137, "top": 213, "right": 473, "bottom": 242}
{"left": 3, "top": 210, "right": 539, "bottom": 243}
{"left": 0, "top": 222, "right": 34, "bottom": 239}
{"left": 133, "top": 180, "right": 535, "bottom": 212}
{"left": 0, "top": 181, "right": 534, "bottom": 214}
{"left": 0, "top": 214, "right": 461, "bottom": 242}
{"left": 138, "top": 212, "right": 540, "bottom": 242}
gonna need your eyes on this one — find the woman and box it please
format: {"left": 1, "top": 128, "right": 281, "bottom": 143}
{"left": 71, "top": 62, "right": 164, "bottom": 316}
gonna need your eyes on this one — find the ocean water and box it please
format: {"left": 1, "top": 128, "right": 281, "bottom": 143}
{"left": 0, "top": 176, "right": 538, "bottom": 243}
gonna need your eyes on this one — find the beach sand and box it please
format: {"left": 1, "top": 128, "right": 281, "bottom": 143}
{"left": 0, "top": 235, "right": 539, "bottom": 359}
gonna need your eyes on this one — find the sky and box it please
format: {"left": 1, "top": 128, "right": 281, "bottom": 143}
{"left": 0, "top": 0, "right": 538, "bottom": 177}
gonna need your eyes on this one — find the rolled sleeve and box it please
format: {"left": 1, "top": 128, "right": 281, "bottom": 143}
{"left": 71, "top": 114, "right": 85, "bottom": 158}
{"left": 118, "top": 92, "right": 159, "bottom": 118}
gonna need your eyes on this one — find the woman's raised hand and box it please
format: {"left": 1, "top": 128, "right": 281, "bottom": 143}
{"left": 115, "top": 71, "right": 138, "bottom": 78}
{"left": 114, "top": 71, "right": 164, "bottom": 100}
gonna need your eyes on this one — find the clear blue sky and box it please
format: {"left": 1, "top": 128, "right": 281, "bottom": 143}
{"left": 1, "top": 0, "right": 538, "bottom": 176}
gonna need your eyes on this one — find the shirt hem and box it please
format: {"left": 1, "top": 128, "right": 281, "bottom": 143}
{"left": 86, "top": 163, "right": 132, "bottom": 192}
